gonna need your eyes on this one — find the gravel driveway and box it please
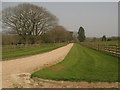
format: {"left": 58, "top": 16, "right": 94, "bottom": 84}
{"left": 1, "top": 43, "right": 118, "bottom": 88}
{"left": 2, "top": 43, "right": 73, "bottom": 88}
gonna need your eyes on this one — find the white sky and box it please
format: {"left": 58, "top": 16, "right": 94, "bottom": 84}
{"left": 1, "top": 0, "right": 119, "bottom": 2}
{"left": 1, "top": 1, "right": 119, "bottom": 37}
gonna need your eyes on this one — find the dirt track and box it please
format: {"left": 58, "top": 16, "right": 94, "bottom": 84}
{"left": 2, "top": 43, "right": 73, "bottom": 88}
{"left": 1, "top": 43, "right": 119, "bottom": 88}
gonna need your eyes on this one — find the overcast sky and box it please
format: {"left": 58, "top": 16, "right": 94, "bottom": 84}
{"left": 2, "top": 2, "right": 118, "bottom": 37}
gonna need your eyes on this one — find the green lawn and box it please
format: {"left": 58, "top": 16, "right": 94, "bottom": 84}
{"left": 2, "top": 43, "right": 67, "bottom": 60}
{"left": 31, "top": 43, "right": 119, "bottom": 82}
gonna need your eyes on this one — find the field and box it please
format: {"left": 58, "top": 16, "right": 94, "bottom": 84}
{"left": 2, "top": 43, "right": 67, "bottom": 60}
{"left": 81, "top": 41, "right": 119, "bottom": 57}
{"left": 31, "top": 43, "right": 119, "bottom": 82}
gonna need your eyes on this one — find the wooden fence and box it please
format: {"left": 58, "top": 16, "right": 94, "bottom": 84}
{"left": 81, "top": 43, "right": 120, "bottom": 57}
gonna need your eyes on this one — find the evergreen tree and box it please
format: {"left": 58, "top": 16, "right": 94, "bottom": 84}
{"left": 102, "top": 35, "right": 107, "bottom": 41}
{"left": 78, "top": 26, "right": 86, "bottom": 42}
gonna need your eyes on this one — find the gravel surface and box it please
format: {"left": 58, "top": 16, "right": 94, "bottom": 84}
{"left": 1, "top": 43, "right": 119, "bottom": 88}
{"left": 2, "top": 43, "right": 73, "bottom": 88}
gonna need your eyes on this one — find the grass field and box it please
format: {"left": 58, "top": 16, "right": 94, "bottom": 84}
{"left": 2, "top": 43, "right": 67, "bottom": 60}
{"left": 31, "top": 43, "right": 119, "bottom": 82}
{"left": 80, "top": 41, "right": 120, "bottom": 57}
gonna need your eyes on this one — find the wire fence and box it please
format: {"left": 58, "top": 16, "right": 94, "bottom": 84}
{"left": 81, "top": 43, "right": 120, "bottom": 57}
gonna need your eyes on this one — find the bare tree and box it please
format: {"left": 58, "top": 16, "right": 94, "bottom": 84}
{"left": 2, "top": 3, "right": 58, "bottom": 44}
{"left": 50, "top": 26, "right": 69, "bottom": 43}
{"left": 41, "top": 26, "right": 73, "bottom": 43}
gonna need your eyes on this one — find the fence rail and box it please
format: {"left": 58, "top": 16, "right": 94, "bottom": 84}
{"left": 81, "top": 43, "right": 120, "bottom": 57}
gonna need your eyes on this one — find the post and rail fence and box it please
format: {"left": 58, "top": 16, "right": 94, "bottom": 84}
{"left": 81, "top": 43, "right": 120, "bottom": 57}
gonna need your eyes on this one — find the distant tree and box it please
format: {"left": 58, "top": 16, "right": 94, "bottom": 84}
{"left": 68, "top": 31, "right": 73, "bottom": 42}
{"left": 2, "top": 34, "right": 21, "bottom": 45}
{"left": 111, "top": 36, "right": 119, "bottom": 41}
{"left": 92, "top": 37, "right": 97, "bottom": 42}
{"left": 2, "top": 3, "right": 58, "bottom": 44}
{"left": 102, "top": 35, "right": 107, "bottom": 41}
{"left": 107, "top": 38, "right": 112, "bottom": 41}
{"left": 41, "top": 26, "right": 73, "bottom": 43}
{"left": 78, "top": 26, "right": 86, "bottom": 42}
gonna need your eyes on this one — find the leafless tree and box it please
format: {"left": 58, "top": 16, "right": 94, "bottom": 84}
{"left": 2, "top": 3, "right": 58, "bottom": 44}
{"left": 41, "top": 26, "right": 73, "bottom": 43}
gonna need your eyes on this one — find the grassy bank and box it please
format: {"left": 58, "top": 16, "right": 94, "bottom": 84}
{"left": 31, "top": 43, "right": 119, "bottom": 82}
{"left": 2, "top": 43, "right": 67, "bottom": 60}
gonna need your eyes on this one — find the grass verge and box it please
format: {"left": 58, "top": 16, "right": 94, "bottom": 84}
{"left": 2, "top": 43, "right": 67, "bottom": 60}
{"left": 31, "top": 43, "right": 119, "bottom": 82}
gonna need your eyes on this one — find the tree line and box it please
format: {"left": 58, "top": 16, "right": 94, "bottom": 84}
{"left": 77, "top": 26, "right": 119, "bottom": 42}
{"left": 2, "top": 3, "right": 118, "bottom": 45}
{"left": 2, "top": 3, "right": 74, "bottom": 45}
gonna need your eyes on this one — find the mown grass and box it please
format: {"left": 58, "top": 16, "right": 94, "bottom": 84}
{"left": 31, "top": 43, "right": 119, "bottom": 82}
{"left": 2, "top": 43, "right": 67, "bottom": 60}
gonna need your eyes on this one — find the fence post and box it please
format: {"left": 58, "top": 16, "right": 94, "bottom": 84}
{"left": 98, "top": 44, "right": 99, "bottom": 50}
{"left": 115, "top": 45, "right": 117, "bottom": 56}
